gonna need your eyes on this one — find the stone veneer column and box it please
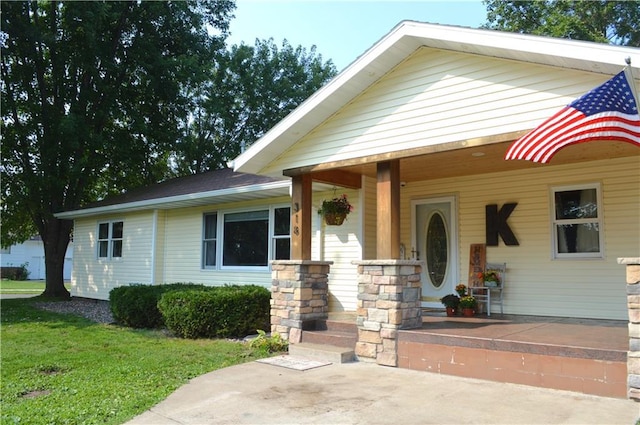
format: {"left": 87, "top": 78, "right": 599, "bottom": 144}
{"left": 619, "top": 257, "right": 640, "bottom": 401}
{"left": 354, "top": 260, "right": 422, "bottom": 366}
{"left": 270, "top": 260, "right": 332, "bottom": 343}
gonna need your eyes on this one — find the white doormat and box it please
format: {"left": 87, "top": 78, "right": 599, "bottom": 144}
{"left": 256, "top": 355, "right": 332, "bottom": 371}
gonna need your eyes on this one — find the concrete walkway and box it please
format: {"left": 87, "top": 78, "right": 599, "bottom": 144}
{"left": 126, "top": 359, "right": 639, "bottom": 425}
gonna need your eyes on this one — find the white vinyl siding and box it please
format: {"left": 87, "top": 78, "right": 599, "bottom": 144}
{"left": 399, "top": 156, "right": 638, "bottom": 320}
{"left": 260, "top": 49, "right": 610, "bottom": 175}
{"left": 71, "top": 211, "right": 155, "bottom": 300}
{"left": 311, "top": 188, "right": 363, "bottom": 311}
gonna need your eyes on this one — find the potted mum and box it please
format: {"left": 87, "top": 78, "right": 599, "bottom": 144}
{"left": 319, "top": 194, "right": 353, "bottom": 225}
{"left": 455, "top": 283, "right": 467, "bottom": 297}
{"left": 459, "top": 295, "right": 477, "bottom": 317}
{"left": 440, "top": 294, "right": 460, "bottom": 317}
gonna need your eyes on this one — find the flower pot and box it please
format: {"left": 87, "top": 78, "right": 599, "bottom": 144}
{"left": 484, "top": 280, "right": 498, "bottom": 287}
{"left": 324, "top": 212, "right": 346, "bottom": 226}
{"left": 446, "top": 307, "right": 457, "bottom": 317}
{"left": 462, "top": 308, "right": 475, "bottom": 317}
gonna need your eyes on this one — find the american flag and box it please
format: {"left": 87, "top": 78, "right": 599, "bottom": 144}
{"left": 505, "top": 70, "right": 640, "bottom": 163}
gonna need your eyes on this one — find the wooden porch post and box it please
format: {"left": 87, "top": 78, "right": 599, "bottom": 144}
{"left": 376, "top": 160, "right": 401, "bottom": 259}
{"left": 291, "top": 174, "right": 312, "bottom": 260}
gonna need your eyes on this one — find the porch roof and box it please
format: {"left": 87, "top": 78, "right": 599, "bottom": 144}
{"left": 232, "top": 21, "right": 640, "bottom": 177}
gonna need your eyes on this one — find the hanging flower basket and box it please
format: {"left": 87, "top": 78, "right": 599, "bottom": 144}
{"left": 324, "top": 212, "right": 347, "bottom": 226}
{"left": 319, "top": 194, "right": 353, "bottom": 226}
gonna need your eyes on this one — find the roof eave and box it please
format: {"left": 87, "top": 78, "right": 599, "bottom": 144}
{"left": 55, "top": 181, "right": 291, "bottom": 219}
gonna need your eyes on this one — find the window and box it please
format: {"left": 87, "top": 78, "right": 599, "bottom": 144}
{"left": 224, "top": 210, "right": 269, "bottom": 266}
{"left": 0, "top": 247, "right": 10, "bottom": 254}
{"left": 201, "top": 206, "right": 290, "bottom": 269}
{"left": 273, "top": 207, "right": 291, "bottom": 260}
{"left": 97, "top": 221, "right": 123, "bottom": 259}
{"left": 203, "top": 213, "right": 217, "bottom": 268}
{"left": 551, "top": 184, "right": 603, "bottom": 258}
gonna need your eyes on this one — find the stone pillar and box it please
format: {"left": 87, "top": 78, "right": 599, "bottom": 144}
{"left": 354, "top": 260, "right": 422, "bottom": 366}
{"left": 270, "top": 260, "right": 332, "bottom": 343}
{"left": 619, "top": 257, "right": 640, "bottom": 401}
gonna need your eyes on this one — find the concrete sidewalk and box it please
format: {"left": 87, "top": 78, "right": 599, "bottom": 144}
{"left": 126, "top": 359, "right": 639, "bottom": 424}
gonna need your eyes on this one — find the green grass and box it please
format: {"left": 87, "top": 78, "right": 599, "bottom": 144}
{"left": 1, "top": 297, "right": 268, "bottom": 424}
{"left": 0, "top": 280, "right": 71, "bottom": 294}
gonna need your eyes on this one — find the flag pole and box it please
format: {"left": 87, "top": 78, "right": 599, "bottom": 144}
{"left": 624, "top": 57, "right": 640, "bottom": 108}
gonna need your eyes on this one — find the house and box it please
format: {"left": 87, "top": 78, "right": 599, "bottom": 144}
{"left": 231, "top": 21, "right": 639, "bottom": 323}
{"left": 57, "top": 21, "right": 638, "bottom": 318}
{"left": 57, "top": 21, "right": 639, "bottom": 398}
{"left": 1, "top": 236, "right": 73, "bottom": 280}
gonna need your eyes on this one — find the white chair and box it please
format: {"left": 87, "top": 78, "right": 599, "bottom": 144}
{"left": 469, "top": 262, "right": 506, "bottom": 316}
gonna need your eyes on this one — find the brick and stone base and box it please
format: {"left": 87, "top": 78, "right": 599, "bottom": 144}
{"left": 270, "top": 260, "right": 331, "bottom": 343}
{"left": 353, "top": 260, "right": 422, "bottom": 366}
{"left": 619, "top": 257, "right": 640, "bottom": 401}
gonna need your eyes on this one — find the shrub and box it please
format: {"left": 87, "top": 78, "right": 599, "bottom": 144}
{"left": 109, "top": 283, "right": 205, "bottom": 328}
{"left": 249, "top": 330, "right": 288, "bottom": 354}
{"left": 158, "top": 285, "right": 270, "bottom": 339}
{"left": 1, "top": 263, "right": 30, "bottom": 280}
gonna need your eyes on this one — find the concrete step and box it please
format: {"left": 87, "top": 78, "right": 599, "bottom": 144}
{"left": 316, "top": 319, "right": 358, "bottom": 334}
{"left": 289, "top": 342, "right": 356, "bottom": 364}
{"left": 301, "top": 328, "right": 357, "bottom": 348}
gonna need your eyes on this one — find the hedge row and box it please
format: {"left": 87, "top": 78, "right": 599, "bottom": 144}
{"left": 158, "top": 285, "right": 270, "bottom": 339}
{"left": 109, "top": 283, "right": 270, "bottom": 339}
{"left": 109, "top": 283, "right": 206, "bottom": 328}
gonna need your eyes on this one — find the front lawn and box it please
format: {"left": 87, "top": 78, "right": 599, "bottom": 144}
{"left": 0, "top": 280, "right": 71, "bottom": 294}
{"left": 0, "top": 298, "right": 267, "bottom": 424}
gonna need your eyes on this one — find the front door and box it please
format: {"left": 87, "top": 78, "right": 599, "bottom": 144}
{"left": 412, "top": 196, "right": 458, "bottom": 308}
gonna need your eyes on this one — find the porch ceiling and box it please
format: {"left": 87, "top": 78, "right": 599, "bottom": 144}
{"left": 311, "top": 139, "right": 640, "bottom": 184}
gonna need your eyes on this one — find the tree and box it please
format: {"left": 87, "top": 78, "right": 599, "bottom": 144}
{"left": 483, "top": 0, "right": 640, "bottom": 46}
{"left": 172, "top": 38, "right": 337, "bottom": 174}
{"left": 1, "top": 1, "right": 235, "bottom": 297}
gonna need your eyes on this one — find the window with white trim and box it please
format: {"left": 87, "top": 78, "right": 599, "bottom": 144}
{"left": 551, "top": 183, "right": 603, "bottom": 259}
{"left": 201, "top": 206, "right": 290, "bottom": 269}
{"left": 97, "top": 221, "right": 123, "bottom": 259}
{"left": 202, "top": 213, "right": 217, "bottom": 268}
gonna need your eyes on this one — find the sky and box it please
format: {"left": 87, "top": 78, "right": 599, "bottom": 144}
{"left": 226, "top": 1, "right": 487, "bottom": 71}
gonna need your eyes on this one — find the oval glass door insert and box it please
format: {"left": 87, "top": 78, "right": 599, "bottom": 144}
{"left": 425, "top": 211, "right": 448, "bottom": 288}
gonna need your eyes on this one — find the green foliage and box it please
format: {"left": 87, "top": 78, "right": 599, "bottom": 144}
{"left": 440, "top": 294, "right": 460, "bottom": 308}
{"left": 0, "top": 1, "right": 235, "bottom": 294}
{"left": 249, "top": 330, "right": 289, "bottom": 354}
{"left": 158, "top": 285, "right": 270, "bottom": 339}
{"left": 1, "top": 263, "right": 30, "bottom": 281}
{"left": 172, "top": 38, "right": 337, "bottom": 174}
{"left": 109, "top": 283, "right": 205, "bottom": 328}
{"left": 459, "top": 295, "right": 477, "bottom": 309}
{"left": 483, "top": 0, "right": 640, "bottom": 46}
{"left": 0, "top": 297, "right": 266, "bottom": 425}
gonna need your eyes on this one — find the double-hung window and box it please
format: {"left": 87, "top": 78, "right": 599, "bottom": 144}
{"left": 97, "top": 221, "right": 123, "bottom": 259}
{"left": 202, "top": 213, "right": 217, "bottom": 268}
{"left": 202, "top": 206, "right": 290, "bottom": 269}
{"left": 551, "top": 183, "right": 603, "bottom": 259}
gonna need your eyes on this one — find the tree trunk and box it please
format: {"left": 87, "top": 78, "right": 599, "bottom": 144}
{"left": 41, "top": 218, "right": 72, "bottom": 298}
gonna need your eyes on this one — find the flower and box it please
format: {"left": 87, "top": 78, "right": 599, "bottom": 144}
{"left": 459, "top": 295, "right": 477, "bottom": 309}
{"left": 482, "top": 270, "right": 500, "bottom": 283}
{"left": 319, "top": 194, "right": 354, "bottom": 216}
{"left": 455, "top": 283, "right": 467, "bottom": 297}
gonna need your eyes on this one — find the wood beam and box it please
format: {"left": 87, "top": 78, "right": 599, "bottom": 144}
{"left": 376, "top": 160, "right": 401, "bottom": 259}
{"left": 291, "top": 174, "right": 312, "bottom": 260}
{"left": 308, "top": 170, "right": 362, "bottom": 189}
{"left": 282, "top": 130, "right": 528, "bottom": 176}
